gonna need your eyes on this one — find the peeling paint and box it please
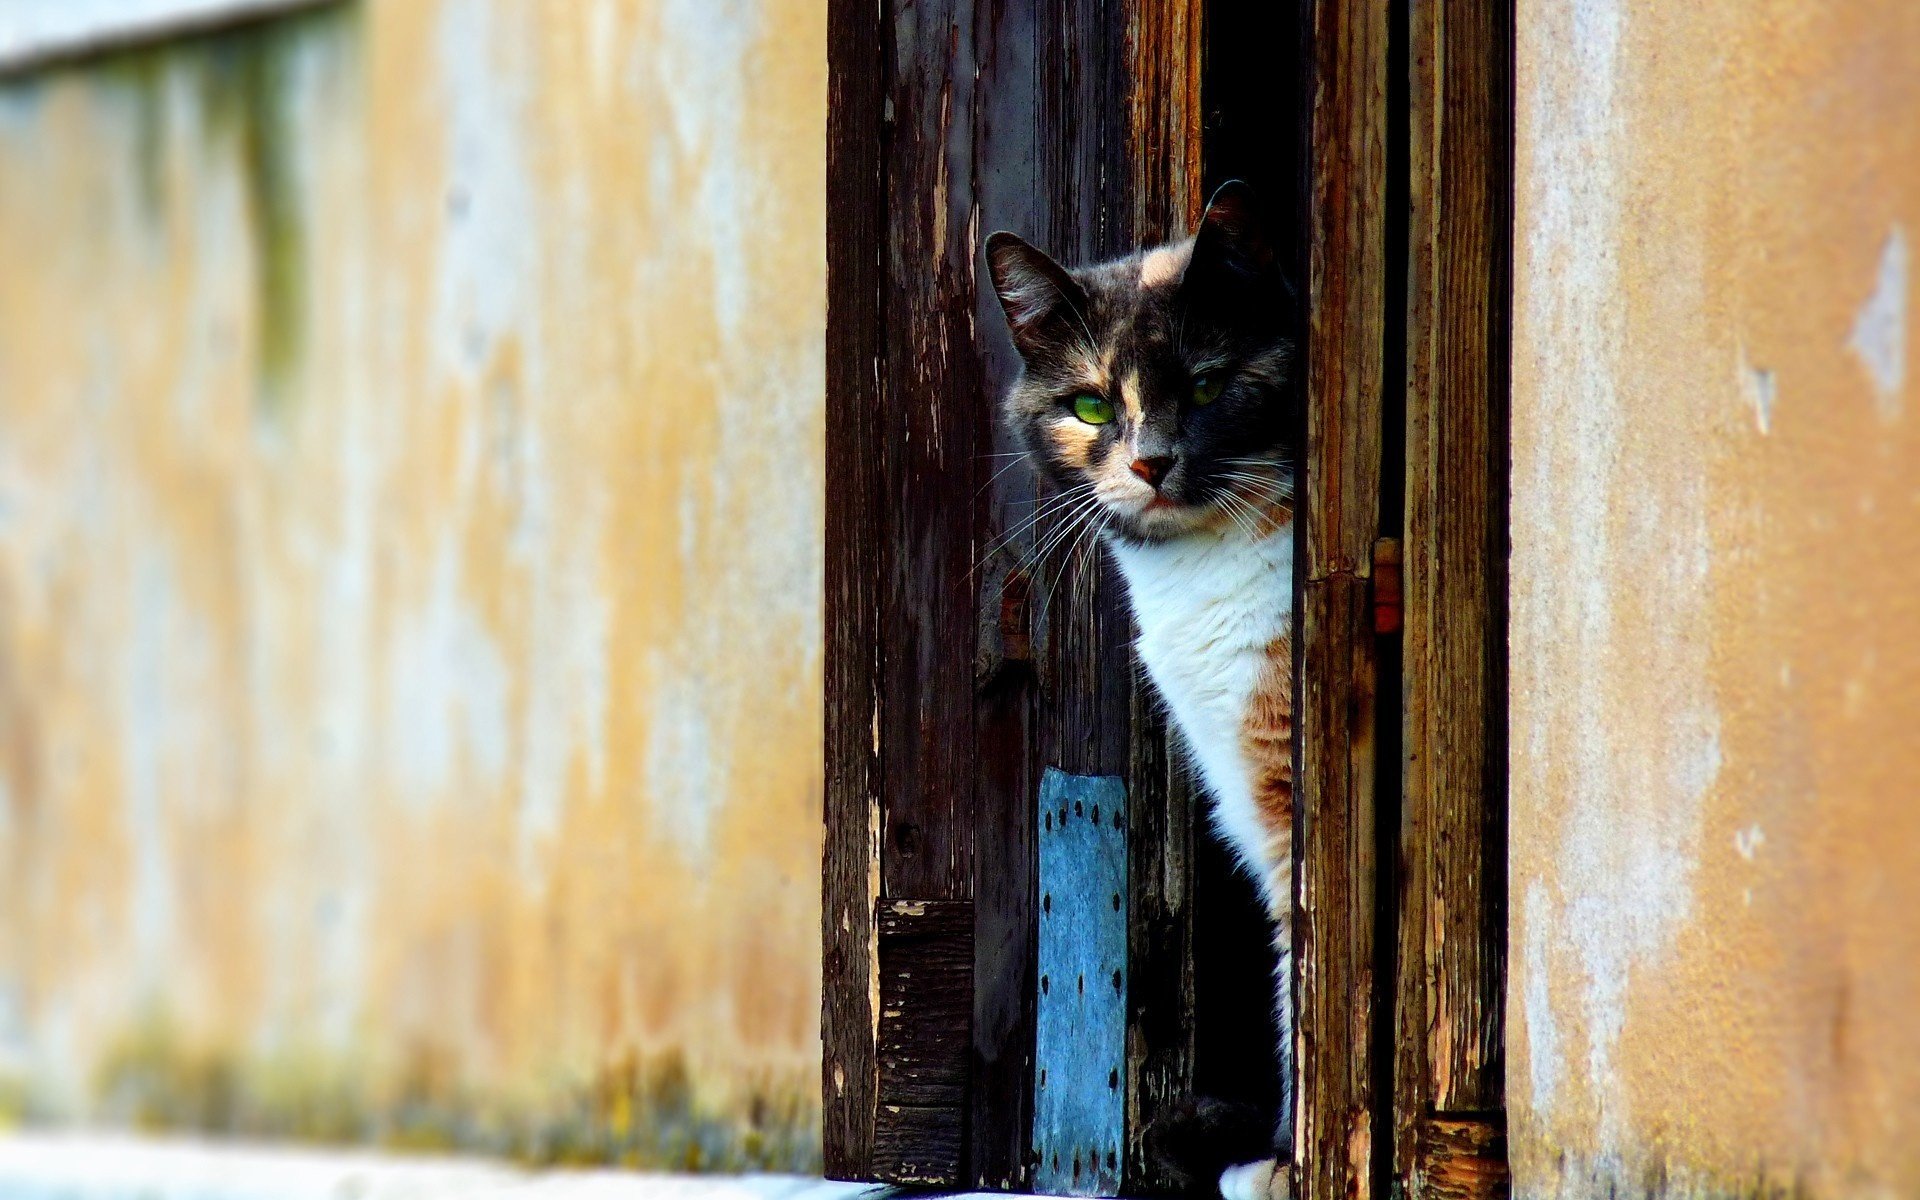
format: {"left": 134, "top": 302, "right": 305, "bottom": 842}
{"left": 1850, "top": 225, "right": 1908, "bottom": 420}
{"left": 1736, "top": 347, "right": 1775, "bottom": 435}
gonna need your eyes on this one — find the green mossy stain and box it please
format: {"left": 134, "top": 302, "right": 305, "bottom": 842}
{"left": 0, "top": 1073, "right": 27, "bottom": 1130}
{"left": 84, "top": 1015, "right": 821, "bottom": 1173}
{"left": 2, "top": 44, "right": 173, "bottom": 225}
{"left": 7, "top": 4, "right": 361, "bottom": 417}
{"left": 194, "top": 5, "right": 357, "bottom": 418}
{"left": 86, "top": 52, "right": 170, "bottom": 216}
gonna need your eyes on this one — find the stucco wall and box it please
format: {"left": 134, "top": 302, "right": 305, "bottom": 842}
{"left": 1512, "top": 1, "right": 1920, "bottom": 1195}
{"left": 0, "top": 0, "right": 824, "bottom": 1168}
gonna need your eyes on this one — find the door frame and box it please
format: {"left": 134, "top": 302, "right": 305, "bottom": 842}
{"left": 823, "top": 2, "right": 1513, "bottom": 1196}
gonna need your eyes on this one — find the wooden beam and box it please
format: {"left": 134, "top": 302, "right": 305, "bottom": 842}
{"left": 1296, "top": 0, "right": 1391, "bottom": 1198}
{"left": 1128, "top": 0, "right": 1206, "bottom": 241}
{"left": 1396, "top": 0, "right": 1511, "bottom": 1193}
{"left": 863, "top": 0, "right": 992, "bottom": 1181}
{"left": 822, "top": 0, "right": 888, "bottom": 1178}
{"left": 1123, "top": 693, "right": 1197, "bottom": 1196}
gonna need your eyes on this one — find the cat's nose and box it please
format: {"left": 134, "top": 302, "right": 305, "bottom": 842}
{"left": 1130, "top": 455, "right": 1176, "bottom": 489}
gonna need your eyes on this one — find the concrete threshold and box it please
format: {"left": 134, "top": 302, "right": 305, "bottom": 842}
{"left": 0, "top": 1131, "right": 1016, "bottom": 1200}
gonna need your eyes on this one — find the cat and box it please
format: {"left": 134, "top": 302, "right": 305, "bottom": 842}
{"left": 986, "top": 181, "right": 1298, "bottom": 1200}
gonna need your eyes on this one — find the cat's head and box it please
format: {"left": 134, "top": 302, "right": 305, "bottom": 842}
{"left": 986, "top": 181, "right": 1295, "bottom": 544}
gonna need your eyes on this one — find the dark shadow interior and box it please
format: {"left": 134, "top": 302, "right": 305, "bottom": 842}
{"left": 1185, "top": 0, "right": 1314, "bottom": 1140}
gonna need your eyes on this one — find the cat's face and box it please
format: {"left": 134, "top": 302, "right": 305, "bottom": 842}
{"left": 987, "top": 182, "right": 1296, "bottom": 545}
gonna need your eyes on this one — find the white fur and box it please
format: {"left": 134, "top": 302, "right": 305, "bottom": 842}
{"left": 1108, "top": 516, "right": 1299, "bottom": 1186}
{"left": 1107, "top": 520, "right": 1294, "bottom": 903}
{"left": 1220, "top": 1158, "right": 1289, "bottom": 1200}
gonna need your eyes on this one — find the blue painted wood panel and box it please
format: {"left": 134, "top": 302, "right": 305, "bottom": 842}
{"left": 1032, "top": 768, "right": 1128, "bottom": 1197}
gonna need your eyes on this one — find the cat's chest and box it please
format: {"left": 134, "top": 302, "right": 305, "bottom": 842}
{"left": 1109, "top": 527, "right": 1293, "bottom": 782}
{"left": 1110, "top": 526, "right": 1293, "bottom": 889}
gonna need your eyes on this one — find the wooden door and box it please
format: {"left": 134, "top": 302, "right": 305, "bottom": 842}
{"left": 824, "top": 1, "right": 1512, "bottom": 1196}
{"left": 824, "top": 1, "right": 1223, "bottom": 1188}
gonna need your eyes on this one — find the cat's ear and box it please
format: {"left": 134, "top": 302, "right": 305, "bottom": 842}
{"left": 987, "top": 232, "right": 1087, "bottom": 354}
{"left": 1185, "top": 180, "right": 1274, "bottom": 288}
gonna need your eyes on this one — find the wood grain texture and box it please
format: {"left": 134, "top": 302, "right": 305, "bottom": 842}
{"left": 1129, "top": 0, "right": 1206, "bottom": 241}
{"left": 1414, "top": 1116, "right": 1510, "bottom": 1200}
{"left": 874, "top": 899, "right": 976, "bottom": 1184}
{"left": 1295, "top": 577, "right": 1382, "bottom": 1200}
{"left": 877, "top": 0, "right": 980, "bottom": 907}
{"left": 872, "top": 1103, "right": 968, "bottom": 1187}
{"left": 822, "top": 0, "right": 887, "bottom": 1177}
{"left": 1303, "top": 0, "right": 1390, "bottom": 586}
{"left": 1396, "top": 0, "right": 1511, "bottom": 1191}
{"left": 1297, "top": 0, "right": 1391, "bottom": 1197}
{"left": 874, "top": 0, "right": 988, "bottom": 1177}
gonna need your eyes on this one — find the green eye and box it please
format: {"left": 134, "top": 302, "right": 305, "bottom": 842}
{"left": 1191, "top": 373, "right": 1225, "bottom": 406}
{"left": 1072, "top": 394, "right": 1115, "bottom": 425}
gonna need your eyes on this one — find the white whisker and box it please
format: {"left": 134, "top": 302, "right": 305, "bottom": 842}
{"left": 974, "top": 482, "right": 1096, "bottom": 575}
{"left": 1215, "top": 489, "right": 1265, "bottom": 543}
{"left": 1031, "top": 489, "right": 1108, "bottom": 566}
{"left": 976, "top": 454, "right": 1034, "bottom": 497}
{"left": 1041, "top": 499, "right": 1112, "bottom": 628}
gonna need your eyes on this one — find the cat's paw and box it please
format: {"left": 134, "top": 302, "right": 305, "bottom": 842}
{"left": 1218, "top": 1158, "right": 1290, "bottom": 1200}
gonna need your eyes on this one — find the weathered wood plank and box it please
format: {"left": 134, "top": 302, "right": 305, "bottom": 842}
{"left": 876, "top": 900, "right": 974, "bottom": 1123}
{"left": 1414, "top": 1115, "right": 1510, "bottom": 1200}
{"left": 1397, "top": 0, "right": 1511, "bottom": 1191}
{"left": 972, "top": 2, "right": 1152, "bottom": 1188}
{"left": 870, "top": 0, "right": 994, "bottom": 1182}
{"left": 967, "top": 1, "right": 1048, "bottom": 1187}
{"left": 878, "top": 0, "right": 979, "bottom": 905}
{"left": 822, "top": 0, "right": 887, "bottom": 1177}
{"left": 829, "top": 0, "right": 1212, "bottom": 1187}
{"left": 1295, "top": 577, "right": 1382, "bottom": 1200}
{"left": 973, "top": 611, "right": 1039, "bottom": 1189}
{"left": 1128, "top": 0, "right": 1205, "bottom": 241}
{"left": 1297, "top": 0, "right": 1391, "bottom": 1197}
{"left": 872, "top": 1103, "right": 968, "bottom": 1187}
{"left": 1393, "top": 0, "right": 1440, "bottom": 1183}
{"left": 1303, "top": 0, "right": 1391, "bottom": 587}
{"left": 1419, "top": 0, "right": 1510, "bottom": 1117}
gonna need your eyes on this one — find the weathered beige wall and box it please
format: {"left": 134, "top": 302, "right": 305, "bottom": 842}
{"left": 1513, "top": 1, "right": 1920, "bottom": 1195}
{"left": 0, "top": 0, "right": 824, "bottom": 1168}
